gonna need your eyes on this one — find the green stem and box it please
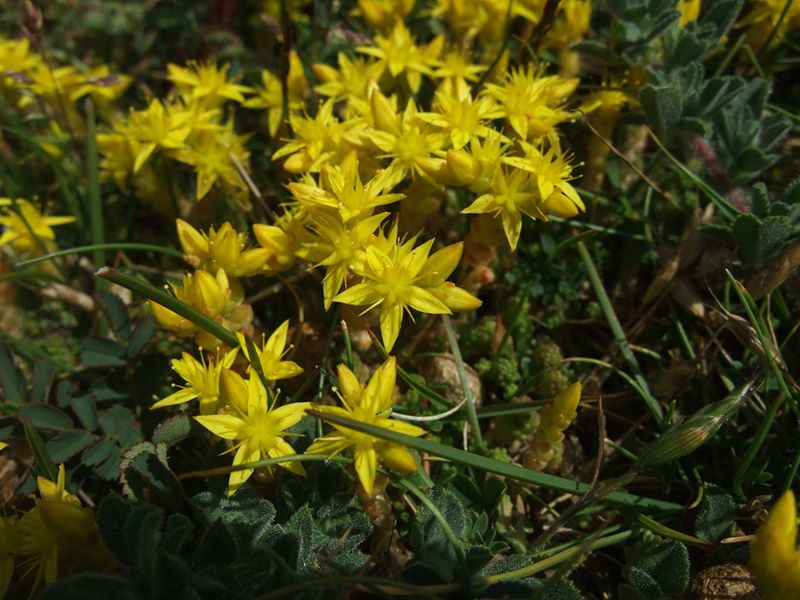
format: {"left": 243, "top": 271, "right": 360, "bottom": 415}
{"left": 96, "top": 267, "right": 238, "bottom": 347}
{"left": 576, "top": 241, "right": 663, "bottom": 425}
{"left": 443, "top": 315, "right": 486, "bottom": 452}
{"left": 306, "top": 410, "right": 683, "bottom": 513}
{"left": 85, "top": 99, "right": 105, "bottom": 282}
{"left": 16, "top": 243, "right": 183, "bottom": 267}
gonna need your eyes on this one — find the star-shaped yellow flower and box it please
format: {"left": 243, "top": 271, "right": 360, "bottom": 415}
{"left": 196, "top": 373, "right": 310, "bottom": 496}
{"left": 306, "top": 357, "right": 424, "bottom": 495}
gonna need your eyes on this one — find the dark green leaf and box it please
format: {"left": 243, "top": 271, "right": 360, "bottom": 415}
{"left": 47, "top": 430, "right": 95, "bottom": 462}
{"left": 38, "top": 574, "right": 139, "bottom": 600}
{"left": 30, "top": 360, "right": 56, "bottom": 403}
{"left": 99, "top": 290, "right": 131, "bottom": 344}
{"left": 640, "top": 83, "right": 683, "bottom": 131}
{"left": 97, "top": 493, "right": 133, "bottom": 563}
{"left": 82, "top": 438, "right": 116, "bottom": 466}
{"left": 0, "top": 343, "right": 26, "bottom": 405}
{"left": 732, "top": 214, "right": 761, "bottom": 262}
{"left": 127, "top": 315, "right": 157, "bottom": 356}
{"left": 18, "top": 403, "right": 73, "bottom": 431}
{"left": 626, "top": 539, "right": 690, "bottom": 595}
{"left": 695, "top": 484, "right": 736, "bottom": 543}
{"left": 23, "top": 419, "right": 57, "bottom": 481}
{"left": 193, "top": 519, "right": 238, "bottom": 568}
{"left": 71, "top": 395, "right": 99, "bottom": 430}
{"left": 124, "top": 503, "right": 163, "bottom": 578}
{"left": 81, "top": 338, "right": 128, "bottom": 368}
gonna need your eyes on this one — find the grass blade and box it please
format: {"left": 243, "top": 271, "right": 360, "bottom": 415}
{"left": 306, "top": 409, "right": 683, "bottom": 513}
{"left": 16, "top": 243, "right": 184, "bottom": 267}
{"left": 96, "top": 267, "right": 238, "bottom": 347}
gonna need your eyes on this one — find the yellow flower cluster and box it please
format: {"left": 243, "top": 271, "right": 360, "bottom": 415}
{"left": 0, "top": 198, "right": 75, "bottom": 257}
{"left": 0, "top": 35, "right": 130, "bottom": 144}
{"left": 145, "top": 1, "right": 590, "bottom": 498}
{"left": 0, "top": 465, "right": 115, "bottom": 597}
{"left": 97, "top": 56, "right": 307, "bottom": 206}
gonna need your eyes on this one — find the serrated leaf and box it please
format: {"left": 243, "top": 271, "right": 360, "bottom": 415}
{"left": 162, "top": 513, "right": 194, "bottom": 554}
{"left": 97, "top": 493, "right": 133, "bottom": 563}
{"left": 192, "top": 487, "right": 277, "bottom": 551}
{"left": 18, "top": 403, "right": 73, "bottom": 431}
{"left": 124, "top": 451, "right": 184, "bottom": 511}
{"left": 411, "top": 487, "right": 468, "bottom": 582}
{"left": 640, "top": 83, "right": 683, "bottom": 131}
{"left": 47, "top": 430, "right": 95, "bottom": 462}
{"left": 152, "top": 414, "right": 193, "bottom": 445}
{"left": 695, "top": 484, "right": 735, "bottom": 542}
{"left": 80, "top": 338, "right": 128, "bottom": 368}
{"left": 193, "top": 519, "right": 239, "bottom": 568}
{"left": 100, "top": 406, "right": 141, "bottom": 447}
{"left": 756, "top": 216, "right": 793, "bottom": 262}
{"left": 626, "top": 539, "right": 690, "bottom": 595}
{"left": 124, "top": 504, "right": 163, "bottom": 579}
{"left": 0, "top": 343, "right": 26, "bottom": 405}
{"left": 82, "top": 438, "right": 116, "bottom": 466}
{"left": 752, "top": 182, "right": 771, "bottom": 218}
{"left": 732, "top": 213, "right": 761, "bottom": 262}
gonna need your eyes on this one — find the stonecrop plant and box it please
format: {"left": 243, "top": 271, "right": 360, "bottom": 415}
{"left": 0, "top": 0, "right": 798, "bottom": 598}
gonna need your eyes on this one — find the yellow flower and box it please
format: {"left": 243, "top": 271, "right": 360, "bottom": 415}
{"left": 484, "top": 65, "right": 577, "bottom": 140}
{"left": 543, "top": 0, "right": 592, "bottom": 51}
{"left": 313, "top": 53, "right": 381, "bottom": 116}
{"left": 0, "top": 441, "right": 6, "bottom": 451}
{"left": 677, "top": 0, "right": 701, "bottom": 28}
{"left": 119, "top": 99, "right": 193, "bottom": 173}
{"left": 0, "top": 198, "right": 75, "bottom": 255}
{"left": 419, "top": 89, "right": 502, "bottom": 149}
{"left": 750, "top": 490, "right": 800, "bottom": 598}
{"left": 289, "top": 160, "right": 403, "bottom": 223}
{"left": 252, "top": 214, "right": 303, "bottom": 277}
{"left": 0, "top": 36, "right": 42, "bottom": 79}
{"left": 503, "top": 142, "right": 584, "bottom": 219}
{"left": 149, "top": 268, "right": 252, "bottom": 350}
{"left": 152, "top": 347, "right": 239, "bottom": 414}
{"left": 334, "top": 225, "right": 480, "bottom": 350}
{"left": 432, "top": 49, "right": 487, "bottom": 98}
{"left": 368, "top": 91, "right": 447, "bottom": 183}
{"left": 69, "top": 65, "right": 132, "bottom": 104}
{"left": 357, "top": 20, "right": 443, "bottom": 93}
{"left": 357, "top": 0, "right": 416, "bottom": 29}
{"left": 195, "top": 373, "right": 310, "bottom": 496}
{"left": 243, "top": 51, "right": 307, "bottom": 136}
{"left": 461, "top": 165, "right": 543, "bottom": 251}
{"left": 306, "top": 357, "right": 424, "bottom": 495}
{"left": 272, "top": 99, "right": 353, "bottom": 173}
{"left": 167, "top": 61, "right": 252, "bottom": 108}
{"left": 297, "top": 210, "right": 389, "bottom": 309}
{"left": 175, "top": 121, "right": 251, "bottom": 200}
{"left": 15, "top": 465, "right": 113, "bottom": 593}
{"left": 177, "top": 219, "right": 270, "bottom": 277}
{"left": 237, "top": 320, "right": 303, "bottom": 382}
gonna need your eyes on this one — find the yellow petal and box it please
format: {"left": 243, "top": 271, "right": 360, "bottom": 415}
{"left": 353, "top": 445, "right": 377, "bottom": 495}
{"left": 336, "top": 364, "right": 363, "bottom": 403}
{"left": 270, "top": 438, "right": 306, "bottom": 476}
{"left": 363, "top": 356, "right": 396, "bottom": 414}
{"left": 220, "top": 368, "right": 248, "bottom": 413}
{"left": 228, "top": 443, "right": 260, "bottom": 496}
{"left": 265, "top": 320, "right": 290, "bottom": 356}
{"left": 379, "top": 444, "right": 417, "bottom": 474}
{"left": 195, "top": 414, "right": 243, "bottom": 440}
{"left": 380, "top": 304, "right": 403, "bottom": 352}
